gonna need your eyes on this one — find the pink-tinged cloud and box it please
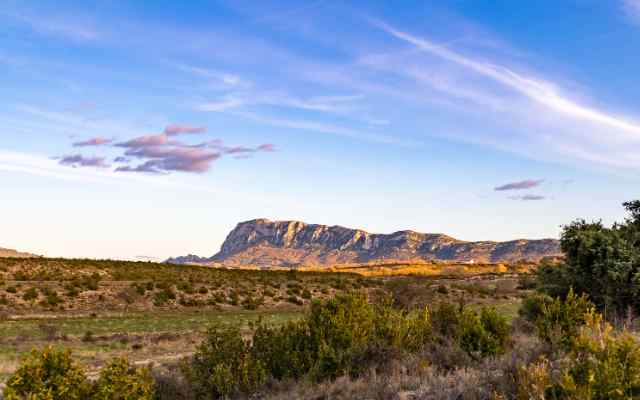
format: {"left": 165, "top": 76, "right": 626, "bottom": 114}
{"left": 163, "top": 124, "right": 206, "bottom": 136}
{"left": 224, "top": 146, "right": 255, "bottom": 154}
{"left": 494, "top": 179, "right": 544, "bottom": 191}
{"left": 508, "top": 194, "right": 546, "bottom": 201}
{"left": 110, "top": 126, "right": 275, "bottom": 174}
{"left": 120, "top": 147, "right": 221, "bottom": 173}
{"left": 115, "top": 134, "right": 169, "bottom": 148}
{"left": 58, "top": 154, "right": 110, "bottom": 168}
{"left": 73, "top": 137, "right": 114, "bottom": 147}
{"left": 257, "top": 143, "right": 276, "bottom": 152}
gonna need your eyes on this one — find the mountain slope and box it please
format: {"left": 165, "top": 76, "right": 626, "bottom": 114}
{"left": 167, "top": 219, "right": 561, "bottom": 267}
{"left": 0, "top": 247, "right": 40, "bottom": 258}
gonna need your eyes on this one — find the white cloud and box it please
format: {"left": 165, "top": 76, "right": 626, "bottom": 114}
{"left": 373, "top": 20, "right": 640, "bottom": 138}
{"left": 175, "top": 64, "right": 249, "bottom": 88}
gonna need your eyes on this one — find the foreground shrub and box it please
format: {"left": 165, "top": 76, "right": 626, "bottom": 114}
{"left": 4, "top": 347, "right": 89, "bottom": 400}
{"left": 183, "top": 327, "right": 267, "bottom": 399}
{"left": 183, "top": 293, "right": 504, "bottom": 398}
{"left": 533, "top": 289, "right": 594, "bottom": 348}
{"left": 518, "top": 292, "right": 553, "bottom": 323}
{"left": 459, "top": 307, "right": 510, "bottom": 358}
{"left": 536, "top": 201, "right": 640, "bottom": 316}
{"left": 431, "top": 303, "right": 510, "bottom": 358}
{"left": 517, "top": 311, "right": 640, "bottom": 400}
{"left": 92, "top": 357, "right": 155, "bottom": 400}
{"left": 4, "top": 348, "right": 155, "bottom": 400}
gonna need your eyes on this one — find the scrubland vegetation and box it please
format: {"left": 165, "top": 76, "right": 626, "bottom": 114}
{"left": 5, "top": 201, "right": 640, "bottom": 399}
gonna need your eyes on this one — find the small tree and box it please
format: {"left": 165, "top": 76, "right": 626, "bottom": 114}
{"left": 4, "top": 347, "right": 89, "bottom": 400}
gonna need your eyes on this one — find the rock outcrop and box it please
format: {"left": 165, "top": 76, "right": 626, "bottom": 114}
{"left": 168, "top": 219, "right": 561, "bottom": 267}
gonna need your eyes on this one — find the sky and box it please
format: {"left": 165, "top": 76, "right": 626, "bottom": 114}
{"left": 2, "top": 0, "right": 640, "bottom": 260}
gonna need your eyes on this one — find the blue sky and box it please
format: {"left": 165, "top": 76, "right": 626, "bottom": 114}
{"left": 2, "top": 0, "right": 640, "bottom": 260}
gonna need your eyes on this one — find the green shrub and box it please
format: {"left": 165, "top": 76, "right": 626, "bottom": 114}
{"left": 184, "top": 327, "right": 267, "bottom": 399}
{"left": 41, "top": 290, "right": 63, "bottom": 307}
{"left": 92, "top": 357, "right": 154, "bottom": 400}
{"left": 22, "top": 287, "right": 38, "bottom": 301}
{"left": 6, "top": 285, "right": 17, "bottom": 294}
{"left": 431, "top": 302, "right": 510, "bottom": 358}
{"left": 458, "top": 307, "right": 510, "bottom": 357}
{"left": 4, "top": 347, "right": 89, "bottom": 400}
{"left": 518, "top": 292, "right": 553, "bottom": 323}
{"left": 64, "top": 283, "right": 80, "bottom": 297}
{"left": 536, "top": 201, "right": 640, "bottom": 315}
{"left": 301, "top": 289, "right": 312, "bottom": 299}
{"left": 534, "top": 289, "right": 594, "bottom": 348}
{"left": 153, "top": 288, "right": 176, "bottom": 306}
{"left": 241, "top": 294, "right": 264, "bottom": 310}
{"left": 557, "top": 312, "right": 640, "bottom": 399}
{"left": 518, "top": 312, "right": 640, "bottom": 400}
{"left": 176, "top": 281, "right": 195, "bottom": 294}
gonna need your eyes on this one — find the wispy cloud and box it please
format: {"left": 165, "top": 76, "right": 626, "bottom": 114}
{"left": 494, "top": 179, "right": 544, "bottom": 191}
{"left": 163, "top": 124, "right": 206, "bottom": 136}
{"left": 7, "top": 11, "right": 100, "bottom": 42}
{"left": 508, "top": 194, "right": 546, "bottom": 201}
{"left": 196, "top": 91, "right": 364, "bottom": 115}
{"left": 373, "top": 20, "right": 640, "bottom": 138}
{"left": 73, "top": 137, "right": 114, "bottom": 147}
{"left": 175, "top": 64, "right": 249, "bottom": 88}
{"left": 228, "top": 110, "right": 418, "bottom": 147}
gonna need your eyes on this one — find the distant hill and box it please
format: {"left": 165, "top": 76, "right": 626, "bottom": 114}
{"left": 167, "top": 219, "right": 562, "bottom": 267}
{"left": 0, "top": 247, "right": 40, "bottom": 258}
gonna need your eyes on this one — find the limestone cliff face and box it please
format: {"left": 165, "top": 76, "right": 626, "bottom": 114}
{"left": 168, "top": 219, "right": 562, "bottom": 266}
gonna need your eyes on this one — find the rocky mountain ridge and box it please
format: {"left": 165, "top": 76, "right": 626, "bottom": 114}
{"left": 0, "top": 247, "right": 40, "bottom": 258}
{"left": 167, "top": 219, "right": 562, "bottom": 267}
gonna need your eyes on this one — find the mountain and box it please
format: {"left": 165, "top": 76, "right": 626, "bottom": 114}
{"left": 0, "top": 247, "right": 40, "bottom": 258}
{"left": 167, "top": 219, "right": 562, "bottom": 267}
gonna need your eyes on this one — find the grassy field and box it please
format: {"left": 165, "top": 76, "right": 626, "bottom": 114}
{"left": 0, "top": 309, "right": 302, "bottom": 382}
{"left": 0, "top": 257, "right": 531, "bottom": 384}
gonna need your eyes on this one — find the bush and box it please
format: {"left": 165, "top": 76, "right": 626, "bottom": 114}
{"left": 534, "top": 289, "right": 594, "bottom": 348}
{"left": 183, "top": 327, "right": 267, "bottom": 399}
{"left": 535, "top": 201, "right": 640, "bottom": 315}
{"left": 4, "top": 347, "right": 89, "bottom": 400}
{"left": 517, "top": 311, "right": 640, "bottom": 400}
{"left": 457, "top": 308, "right": 510, "bottom": 358}
{"left": 153, "top": 288, "right": 176, "bottom": 306}
{"left": 42, "top": 289, "right": 64, "bottom": 307}
{"left": 241, "top": 294, "right": 263, "bottom": 310}
{"left": 92, "top": 357, "right": 155, "bottom": 400}
{"left": 22, "top": 287, "right": 38, "bottom": 301}
{"left": 518, "top": 292, "right": 553, "bottom": 323}
{"left": 431, "top": 302, "right": 510, "bottom": 358}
